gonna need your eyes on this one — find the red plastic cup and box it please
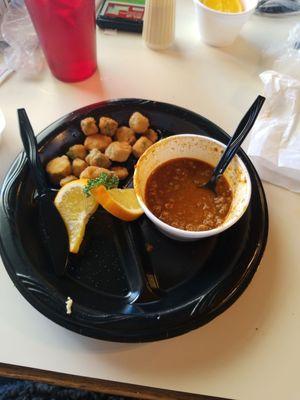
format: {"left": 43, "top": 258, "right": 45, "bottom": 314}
{"left": 25, "top": 0, "right": 97, "bottom": 82}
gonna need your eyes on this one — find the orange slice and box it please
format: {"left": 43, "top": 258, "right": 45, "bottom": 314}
{"left": 92, "top": 186, "right": 143, "bottom": 222}
{"left": 54, "top": 179, "right": 98, "bottom": 253}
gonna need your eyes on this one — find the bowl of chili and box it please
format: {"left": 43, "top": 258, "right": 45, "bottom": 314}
{"left": 133, "top": 134, "right": 251, "bottom": 241}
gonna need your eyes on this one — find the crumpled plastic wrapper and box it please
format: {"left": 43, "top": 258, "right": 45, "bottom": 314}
{"left": 0, "top": 0, "right": 44, "bottom": 77}
{"left": 246, "top": 24, "right": 300, "bottom": 192}
{"left": 256, "top": 0, "right": 300, "bottom": 17}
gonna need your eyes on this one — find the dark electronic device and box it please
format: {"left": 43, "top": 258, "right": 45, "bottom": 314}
{"left": 97, "top": 0, "right": 145, "bottom": 33}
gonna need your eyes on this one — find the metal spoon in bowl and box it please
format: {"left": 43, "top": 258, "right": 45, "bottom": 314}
{"left": 200, "top": 95, "right": 265, "bottom": 194}
{"left": 18, "top": 108, "right": 69, "bottom": 277}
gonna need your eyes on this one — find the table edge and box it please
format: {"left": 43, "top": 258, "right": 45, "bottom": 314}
{"left": 0, "top": 362, "right": 230, "bottom": 400}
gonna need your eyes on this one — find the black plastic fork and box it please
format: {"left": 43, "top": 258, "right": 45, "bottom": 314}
{"left": 18, "top": 108, "right": 69, "bottom": 277}
{"left": 201, "top": 95, "right": 265, "bottom": 193}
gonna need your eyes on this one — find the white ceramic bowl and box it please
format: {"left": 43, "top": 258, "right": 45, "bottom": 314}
{"left": 133, "top": 134, "right": 251, "bottom": 241}
{"left": 193, "top": 0, "right": 258, "bottom": 47}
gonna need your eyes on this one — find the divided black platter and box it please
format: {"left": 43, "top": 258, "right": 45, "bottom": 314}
{"left": 0, "top": 99, "right": 268, "bottom": 342}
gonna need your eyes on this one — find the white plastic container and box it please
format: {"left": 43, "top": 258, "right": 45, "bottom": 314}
{"left": 134, "top": 134, "right": 252, "bottom": 242}
{"left": 193, "top": 0, "right": 258, "bottom": 47}
{"left": 142, "top": 0, "right": 176, "bottom": 50}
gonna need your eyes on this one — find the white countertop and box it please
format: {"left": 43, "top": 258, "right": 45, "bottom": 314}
{"left": 1, "top": 1, "right": 300, "bottom": 399}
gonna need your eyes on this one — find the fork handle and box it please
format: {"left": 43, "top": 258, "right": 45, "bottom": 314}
{"left": 18, "top": 109, "right": 49, "bottom": 196}
{"left": 212, "top": 95, "right": 265, "bottom": 182}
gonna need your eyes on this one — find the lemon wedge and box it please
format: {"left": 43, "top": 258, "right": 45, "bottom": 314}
{"left": 91, "top": 186, "right": 143, "bottom": 222}
{"left": 201, "top": 0, "right": 243, "bottom": 13}
{"left": 54, "top": 179, "right": 98, "bottom": 253}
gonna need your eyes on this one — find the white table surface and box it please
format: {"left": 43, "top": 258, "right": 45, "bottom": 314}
{"left": 1, "top": 1, "right": 300, "bottom": 399}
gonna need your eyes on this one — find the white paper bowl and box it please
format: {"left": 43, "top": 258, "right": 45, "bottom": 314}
{"left": 133, "top": 134, "right": 251, "bottom": 241}
{"left": 193, "top": 0, "right": 258, "bottom": 47}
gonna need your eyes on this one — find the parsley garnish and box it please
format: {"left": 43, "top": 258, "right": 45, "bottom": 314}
{"left": 83, "top": 173, "right": 119, "bottom": 197}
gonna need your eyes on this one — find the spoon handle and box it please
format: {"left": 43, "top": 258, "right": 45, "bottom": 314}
{"left": 18, "top": 109, "right": 49, "bottom": 196}
{"left": 211, "top": 95, "right": 265, "bottom": 183}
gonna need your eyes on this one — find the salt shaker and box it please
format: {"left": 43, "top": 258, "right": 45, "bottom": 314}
{"left": 142, "top": 0, "right": 176, "bottom": 50}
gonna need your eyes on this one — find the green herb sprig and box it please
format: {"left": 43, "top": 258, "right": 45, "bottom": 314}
{"left": 83, "top": 173, "right": 119, "bottom": 197}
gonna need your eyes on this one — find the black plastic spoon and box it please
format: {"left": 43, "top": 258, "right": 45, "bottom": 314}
{"left": 201, "top": 95, "right": 265, "bottom": 193}
{"left": 18, "top": 108, "right": 69, "bottom": 277}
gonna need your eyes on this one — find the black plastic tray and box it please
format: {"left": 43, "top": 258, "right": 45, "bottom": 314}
{"left": 0, "top": 99, "right": 268, "bottom": 342}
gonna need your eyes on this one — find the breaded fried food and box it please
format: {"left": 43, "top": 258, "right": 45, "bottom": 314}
{"left": 132, "top": 137, "right": 153, "bottom": 158}
{"left": 81, "top": 117, "right": 99, "bottom": 136}
{"left": 66, "top": 144, "right": 87, "bottom": 160}
{"left": 46, "top": 155, "right": 72, "bottom": 185}
{"left": 84, "top": 134, "right": 112, "bottom": 152}
{"left": 85, "top": 149, "right": 111, "bottom": 169}
{"left": 105, "top": 142, "right": 132, "bottom": 162}
{"left": 99, "top": 117, "right": 118, "bottom": 137}
{"left": 114, "top": 126, "right": 136, "bottom": 145}
{"left": 60, "top": 175, "right": 77, "bottom": 187}
{"left": 80, "top": 166, "right": 114, "bottom": 180}
{"left": 110, "top": 166, "right": 129, "bottom": 180}
{"left": 72, "top": 158, "right": 88, "bottom": 177}
{"left": 129, "top": 112, "right": 149, "bottom": 134}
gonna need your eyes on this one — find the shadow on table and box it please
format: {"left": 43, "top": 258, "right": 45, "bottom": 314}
{"left": 148, "top": 35, "right": 262, "bottom": 69}
{"left": 216, "top": 36, "right": 262, "bottom": 70}
{"left": 69, "top": 69, "right": 106, "bottom": 96}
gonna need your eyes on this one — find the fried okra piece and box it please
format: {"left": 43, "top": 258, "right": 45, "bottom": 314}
{"left": 129, "top": 112, "right": 149, "bottom": 134}
{"left": 132, "top": 137, "right": 153, "bottom": 158}
{"left": 80, "top": 166, "right": 114, "bottom": 180}
{"left": 84, "top": 134, "right": 112, "bottom": 152}
{"left": 85, "top": 149, "right": 111, "bottom": 169}
{"left": 46, "top": 155, "right": 72, "bottom": 185}
{"left": 110, "top": 166, "right": 129, "bottom": 180}
{"left": 60, "top": 175, "right": 77, "bottom": 187}
{"left": 72, "top": 158, "right": 88, "bottom": 177}
{"left": 105, "top": 142, "right": 132, "bottom": 162}
{"left": 99, "top": 117, "right": 118, "bottom": 137}
{"left": 66, "top": 144, "right": 87, "bottom": 160}
{"left": 114, "top": 126, "right": 136, "bottom": 145}
{"left": 81, "top": 117, "right": 98, "bottom": 136}
{"left": 145, "top": 128, "right": 158, "bottom": 143}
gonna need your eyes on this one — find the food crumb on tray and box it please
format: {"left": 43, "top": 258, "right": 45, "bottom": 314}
{"left": 146, "top": 243, "right": 154, "bottom": 252}
{"left": 66, "top": 296, "right": 73, "bottom": 315}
